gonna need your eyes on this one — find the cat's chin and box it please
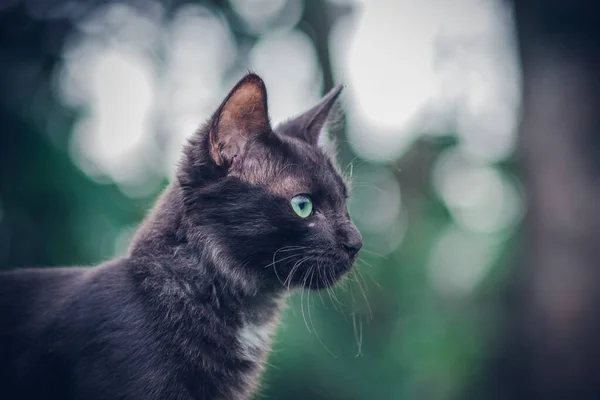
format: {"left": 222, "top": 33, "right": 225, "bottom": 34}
{"left": 300, "top": 260, "right": 355, "bottom": 291}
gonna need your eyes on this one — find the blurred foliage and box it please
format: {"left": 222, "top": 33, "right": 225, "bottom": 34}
{"left": 0, "top": 0, "right": 520, "bottom": 399}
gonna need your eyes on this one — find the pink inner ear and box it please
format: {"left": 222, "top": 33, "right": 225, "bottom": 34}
{"left": 218, "top": 84, "right": 269, "bottom": 138}
{"left": 210, "top": 75, "right": 271, "bottom": 167}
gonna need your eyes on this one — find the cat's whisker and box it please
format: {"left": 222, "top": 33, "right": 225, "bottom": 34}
{"left": 347, "top": 274, "right": 357, "bottom": 307}
{"left": 264, "top": 252, "right": 304, "bottom": 270}
{"left": 345, "top": 273, "right": 364, "bottom": 355}
{"left": 283, "top": 257, "right": 310, "bottom": 289}
{"left": 325, "top": 267, "right": 343, "bottom": 307}
{"left": 276, "top": 246, "right": 308, "bottom": 253}
{"left": 321, "top": 271, "right": 333, "bottom": 308}
{"left": 355, "top": 258, "right": 374, "bottom": 268}
{"left": 307, "top": 267, "right": 337, "bottom": 358}
{"left": 326, "top": 287, "right": 340, "bottom": 312}
{"left": 353, "top": 269, "right": 372, "bottom": 320}
{"left": 273, "top": 259, "right": 300, "bottom": 288}
{"left": 336, "top": 273, "right": 350, "bottom": 293}
{"left": 288, "top": 257, "right": 310, "bottom": 290}
{"left": 352, "top": 310, "right": 363, "bottom": 357}
{"left": 359, "top": 249, "right": 387, "bottom": 259}
{"left": 342, "top": 156, "right": 360, "bottom": 176}
{"left": 265, "top": 246, "right": 307, "bottom": 269}
{"left": 307, "top": 267, "right": 316, "bottom": 331}
{"left": 265, "top": 247, "right": 309, "bottom": 288}
{"left": 355, "top": 260, "right": 383, "bottom": 290}
{"left": 264, "top": 255, "right": 296, "bottom": 269}
{"left": 299, "top": 268, "right": 312, "bottom": 333}
{"left": 348, "top": 183, "right": 386, "bottom": 194}
{"left": 315, "top": 266, "right": 327, "bottom": 306}
{"left": 319, "top": 263, "right": 340, "bottom": 312}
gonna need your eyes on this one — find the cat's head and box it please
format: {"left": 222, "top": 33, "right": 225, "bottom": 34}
{"left": 178, "top": 73, "right": 362, "bottom": 293}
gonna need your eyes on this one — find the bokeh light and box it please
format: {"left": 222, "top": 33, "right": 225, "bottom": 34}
{"left": 432, "top": 147, "right": 524, "bottom": 234}
{"left": 249, "top": 30, "right": 322, "bottom": 123}
{"left": 428, "top": 225, "right": 504, "bottom": 296}
{"left": 331, "top": 0, "right": 519, "bottom": 163}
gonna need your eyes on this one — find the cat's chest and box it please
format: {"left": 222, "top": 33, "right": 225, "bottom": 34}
{"left": 236, "top": 319, "right": 274, "bottom": 363}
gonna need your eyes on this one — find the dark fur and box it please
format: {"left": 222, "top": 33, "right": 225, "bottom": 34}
{"left": 0, "top": 74, "right": 362, "bottom": 400}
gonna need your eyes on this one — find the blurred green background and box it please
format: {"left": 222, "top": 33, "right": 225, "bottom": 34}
{"left": 0, "top": 0, "right": 524, "bottom": 399}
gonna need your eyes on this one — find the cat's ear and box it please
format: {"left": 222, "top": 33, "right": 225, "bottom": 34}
{"left": 290, "top": 84, "right": 344, "bottom": 145}
{"left": 209, "top": 73, "right": 271, "bottom": 167}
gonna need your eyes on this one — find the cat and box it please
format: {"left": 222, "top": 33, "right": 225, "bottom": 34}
{"left": 0, "top": 73, "right": 362, "bottom": 400}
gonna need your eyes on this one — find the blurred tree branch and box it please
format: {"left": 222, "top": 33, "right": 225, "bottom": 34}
{"left": 492, "top": 1, "right": 600, "bottom": 398}
{"left": 298, "top": 0, "right": 351, "bottom": 92}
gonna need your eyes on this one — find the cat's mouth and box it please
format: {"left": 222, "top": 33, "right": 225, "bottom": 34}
{"left": 302, "top": 255, "right": 356, "bottom": 290}
{"left": 273, "top": 247, "right": 359, "bottom": 290}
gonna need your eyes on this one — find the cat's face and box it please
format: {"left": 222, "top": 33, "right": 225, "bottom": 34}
{"left": 179, "top": 74, "right": 362, "bottom": 291}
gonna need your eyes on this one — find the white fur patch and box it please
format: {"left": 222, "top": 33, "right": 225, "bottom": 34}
{"left": 237, "top": 321, "right": 272, "bottom": 362}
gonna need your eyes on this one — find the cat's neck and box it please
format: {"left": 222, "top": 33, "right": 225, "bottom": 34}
{"left": 126, "top": 202, "right": 286, "bottom": 399}
{"left": 127, "top": 182, "right": 284, "bottom": 314}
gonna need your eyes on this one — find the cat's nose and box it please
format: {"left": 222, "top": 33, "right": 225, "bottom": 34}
{"left": 341, "top": 227, "right": 363, "bottom": 259}
{"left": 343, "top": 240, "right": 362, "bottom": 258}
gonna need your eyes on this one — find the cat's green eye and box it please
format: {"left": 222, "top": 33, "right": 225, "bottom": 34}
{"left": 290, "top": 195, "right": 313, "bottom": 218}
